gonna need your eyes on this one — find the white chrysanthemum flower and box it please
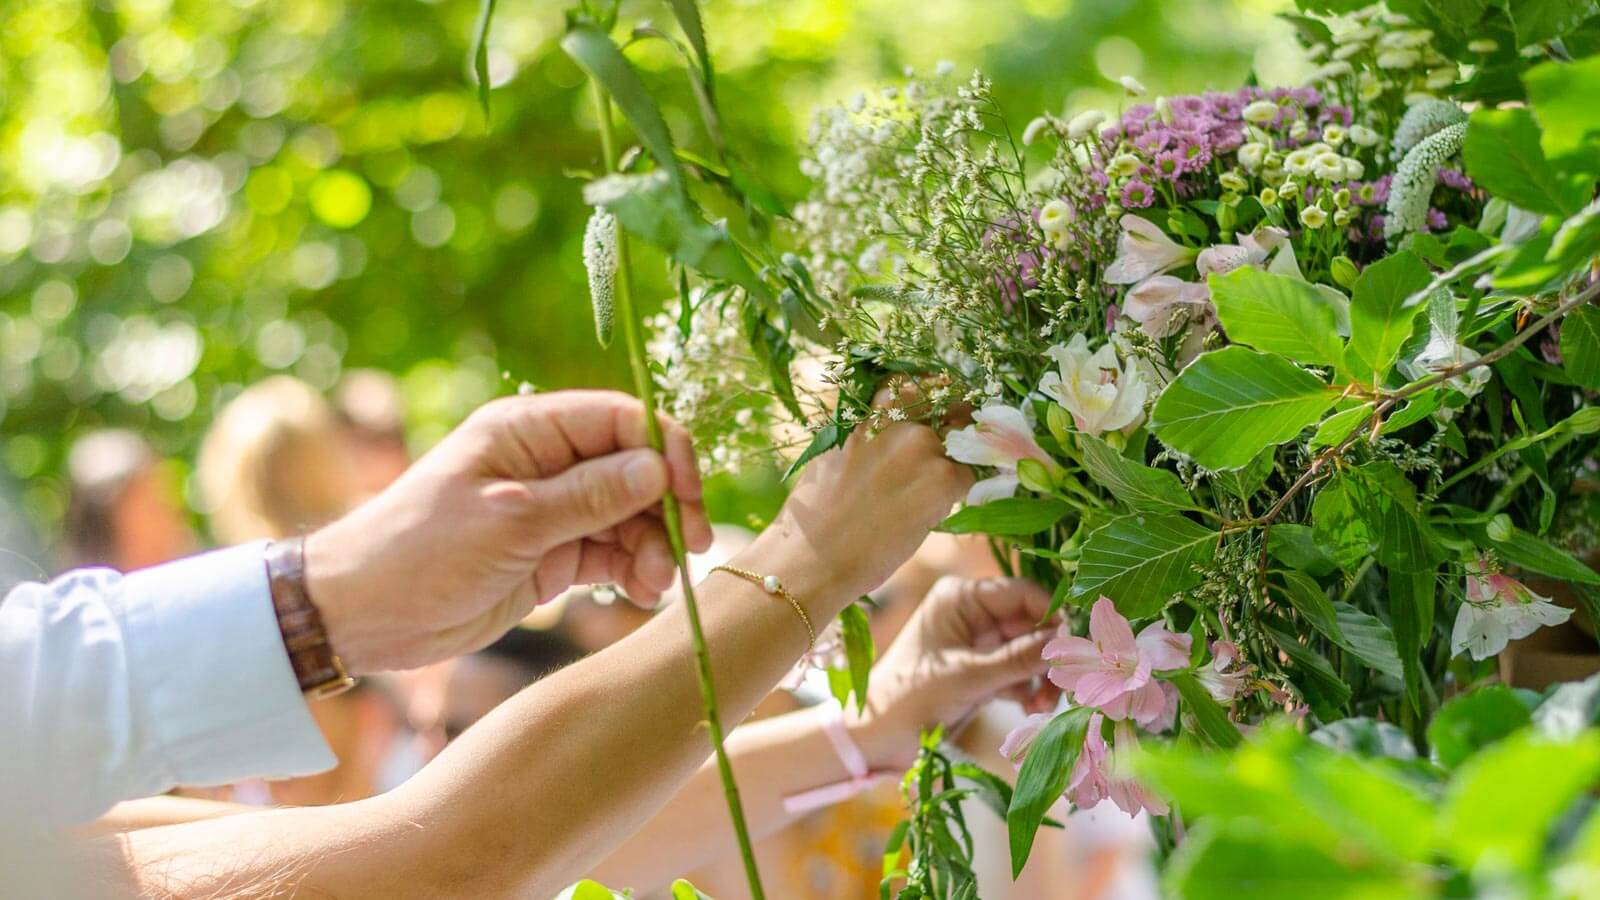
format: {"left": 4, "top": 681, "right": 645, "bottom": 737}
{"left": 1393, "top": 98, "right": 1467, "bottom": 153}
{"left": 1314, "top": 61, "right": 1355, "bottom": 82}
{"left": 1300, "top": 206, "right": 1329, "bottom": 229}
{"left": 1377, "top": 48, "right": 1422, "bottom": 69}
{"left": 1066, "top": 110, "right": 1107, "bottom": 140}
{"left": 1242, "top": 101, "right": 1279, "bottom": 124}
{"left": 1119, "top": 75, "right": 1147, "bottom": 96}
{"left": 1109, "top": 153, "right": 1143, "bottom": 177}
{"left": 1284, "top": 149, "right": 1316, "bottom": 176}
{"left": 1237, "top": 142, "right": 1267, "bottom": 172}
{"left": 582, "top": 208, "right": 619, "bottom": 347}
{"left": 1347, "top": 124, "right": 1381, "bottom": 147}
{"left": 1219, "top": 171, "right": 1248, "bottom": 192}
{"left": 1386, "top": 121, "right": 1466, "bottom": 239}
{"left": 1313, "top": 152, "right": 1346, "bottom": 182}
{"left": 1332, "top": 42, "right": 1365, "bottom": 61}
{"left": 1322, "top": 124, "right": 1347, "bottom": 146}
{"left": 1426, "top": 66, "right": 1459, "bottom": 90}
{"left": 1342, "top": 156, "right": 1365, "bottom": 180}
{"left": 1021, "top": 116, "right": 1051, "bottom": 146}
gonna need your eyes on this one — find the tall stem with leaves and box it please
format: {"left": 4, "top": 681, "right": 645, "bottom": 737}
{"left": 586, "top": 79, "right": 768, "bottom": 900}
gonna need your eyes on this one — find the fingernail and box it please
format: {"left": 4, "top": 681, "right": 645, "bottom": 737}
{"left": 624, "top": 453, "right": 664, "bottom": 497}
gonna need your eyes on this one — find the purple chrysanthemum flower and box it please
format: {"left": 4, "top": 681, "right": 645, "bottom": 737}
{"left": 1438, "top": 167, "right": 1474, "bottom": 192}
{"left": 1206, "top": 91, "right": 1245, "bottom": 120}
{"left": 1120, "top": 179, "right": 1156, "bottom": 208}
{"left": 1173, "top": 134, "right": 1212, "bottom": 172}
{"left": 1151, "top": 150, "right": 1185, "bottom": 181}
{"left": 1173, "top": 96, "right": 1209, "bottom": 117}
{"left": 1213, "top": 126, "right": 1245, "bottom": 153}
{"left": 1319, "top": 104, "right": 1353, "bottom": 126}
{"left": 1134, "top": 130, "right": 1170, "bottom": 154}
{"left": 1426, "top": 208, "right": 1449, "bottom": 231}
{"left": 1372, "top": 174, "right": 1394, "bottom": 204}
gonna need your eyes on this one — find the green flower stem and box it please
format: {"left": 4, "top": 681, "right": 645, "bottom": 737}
{"left": 587, "top": 79, "right": 767, "bottom": 900}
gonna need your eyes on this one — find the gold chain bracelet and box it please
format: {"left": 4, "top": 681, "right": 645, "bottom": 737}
{"left": 710, "top": 565, "right": 816, "bottom": 649}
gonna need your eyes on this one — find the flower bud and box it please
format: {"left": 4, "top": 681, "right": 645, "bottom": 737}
{"left": 1331, "top": 255, "right": 1359, "bottom": 288}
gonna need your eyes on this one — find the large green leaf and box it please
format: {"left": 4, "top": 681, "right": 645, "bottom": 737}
{"left": 1345, "top": 251, "right": 1431, "bottom": 385}
{"left": 1332, "top": 601, "right": 1407, "bottom": 682}
{"left": 1069, "top": 514, "right": 1217, "bottom": 617}
{"left": 1478, "top": 521, "right": 1600, "bottom": 584}
{"left": 1150, "top": 347, "right": 1340, "bottom": 470}
{"left": 1463, "top": 107, "right": 1591, "bottom": 217}
{"left": 937, "top": 497, "right": 1071, "bottom": 536}
{"left": 1525, "top": 55, "right": 1600, "bottom": 171}
{"left": 1008, "top": 707, "right": 1093, "bottom": 876}
{"left": 1426, "top": 685, "right": 1534, "bottom": 768}
{"left": 1208, "top": 267, "right": 1346, "bottom": 368}
{"left": 1561, "top": 304, "right": 1600, "bottom": 390}
{"left": 1348, "top": 462, "right": 1445, "bottom": 573}
{"left": 1442, "top": 730, "right": 1600, "bottom": 873}
{"left": 1076, "top": 436, "right": 1197, "bottom": 514}
{"left": 1387, "top": 567, "right": 1435, "bottom": 714}
{"left": 584, "top": 171, "right": 762, "bottom": 293}
{"left": 839, "top": 602, "right": 874, "bottom": 714}
{"left": 1503, "top": 0, "right": 1600, "bottom": 47}
{"left": 1166, "top": 825, "right": 1417, "bottom": 900}
{"left": 1268, "top": 527, "right": 1339, "bottom": 576}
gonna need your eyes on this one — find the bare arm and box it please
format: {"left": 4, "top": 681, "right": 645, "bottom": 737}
{"left": 591, "top": 576, "right": 1061, "bottom": 893}
{"left": 110, "top": 424, "right": 969, "bottom": 899}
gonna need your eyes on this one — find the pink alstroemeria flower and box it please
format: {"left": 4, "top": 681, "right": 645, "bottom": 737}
{"left": 1196, "top": 639, "right": 1253, "bottom": 703}
{"left": 998, "top": 712, "right": 1053, "bottom": 768}
{"left": 1452, "top": 556, "right": 1572, "bottom": 660}
{"left": 1044, "top": 596, "right": 1191, "bottom": 728}
{"left": 1194, "top": 225, "right": 1290, "bottom": 278}
{"left": 1122, "top": 275, "right": 1212, "bottom": 338}
{"left": 1066, "top": 714, "right": 1169, "bottom": 817}
{"left": 943, "top": 404, "right": 1053, "bottom": 505}
{"left": 1104, "top": 216, "right": 1198, "bottom": 284}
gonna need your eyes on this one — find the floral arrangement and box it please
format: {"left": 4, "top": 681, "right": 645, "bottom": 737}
{"left": 481, "top": 0, "right": 1600, "bottom": 896}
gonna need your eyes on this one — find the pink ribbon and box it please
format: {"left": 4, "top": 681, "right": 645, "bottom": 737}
{"left": 781, "top": 700, "right": 897, "bottom": 815}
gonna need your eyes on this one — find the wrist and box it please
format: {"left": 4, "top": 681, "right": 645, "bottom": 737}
{"left": 845, "top": 699, "right": 918, "bottom": 772}
{"left": 301, "top": 524, "right": 380, "bottom": 675}
{"left": 266, "top": 536, "right": 358, "bottom": 698}
{"left": 735, "top": 527, "right": 866, "bottom": 623}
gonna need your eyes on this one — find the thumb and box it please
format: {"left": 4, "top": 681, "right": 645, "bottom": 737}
{"left": 523, "top": 448, "right": 670, "bottom": 549}
{"left": 958, "top": 629, "right": 1054, "bottom": 693}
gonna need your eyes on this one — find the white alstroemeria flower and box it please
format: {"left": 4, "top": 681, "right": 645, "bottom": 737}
{"left": 1402, "top": 297, "right": 1492, "bottom": 399}
{"left": 1242, "top": 100, "right": 1279, "bottom": 124}
{"left": 1452, "top": 557, "right": 1573, "bottom": 660}
{"left": 1104, "top": 216, "right": 1198, "bottom": 284}
{"left": 1039, "top": 335, "right": 1149, "bottom": 436}
{"left": 1196, "top": 225, "right": 1290, "bottom": 278}
{"left": 943, "top": 404, "right": 1052, "bottom": 505}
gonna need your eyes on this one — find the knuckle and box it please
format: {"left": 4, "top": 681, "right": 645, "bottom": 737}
{"left": 576, "top": 467, "right": 619, "bottom": 516}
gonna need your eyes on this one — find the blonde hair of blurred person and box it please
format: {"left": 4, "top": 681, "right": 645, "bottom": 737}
{"left": 196, "top": 375, "right": 403, "bottom": 807}
{"left": 332, "top": 368, "right": 412, "bottom": 499}
{"left": 62, "top": 429, "right": 195, "bottom": 572}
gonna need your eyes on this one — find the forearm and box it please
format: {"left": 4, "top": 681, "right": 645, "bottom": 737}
{"left": 77, "top": 796, "right": 254, "bottom": 836}
{"left": 115, "top": 528, "right": 859, "bottom": 897}
{"left": 589, "top": 701, "right": 906, "bottom": 891}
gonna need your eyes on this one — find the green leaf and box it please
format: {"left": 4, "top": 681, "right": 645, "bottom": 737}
{"left": 1069, "top": 515, "right": 1218, "bottom": 618}
{"left": 783, "top": 422, "right": 845, "bottom": 479}
{"left": 1426, "top": 685, "right": 1534, "bottom": 768}
{"left": 1350, "top": 462, "right": 1445, "bottom": 573}
{"left": 1311, "top": 478, "right": 1373, "bottom": 573}
{"left": 1265, "top": 623, "right": 1352, "bottom": 715}
{"left": 1309, "top": 404, "right": 1372, "bottom": 449}
{"left": 584, "top": 171, "right": 764, "bottom": 297}
{"left": 471, "top": 0, "right": 499, "bottom": 119}
{"left": 1387, "top": 567, "right": 1434, "bottom": 714}
{"left": 1076, "top": 436, "right": 1196, "bottom": 513}
{"left": 937, "top": 497, "right": 1071, "bottom": 536}
{"left": 1463, "top": 107, "right": 1591, "bottom": 216}
{"left": 839, "top": 602, "right": 875, "bottom": 714}
{"left": 1272, "top": 569, "right": 1340, "bottom": 635}
{"left": 1504, "top": 0, "right": 1600, "bottom": 48}
{"left": 670, "top": 880, "right": 713, "bottom": 900}
{"left": 1210, "top": 447, "right": 1275, "bottom": 499}
{"left": 1150, "top": 346, "right": 1340, "bottom": 470}
{"left": 1268, "top": 526, "right": 1338, "bottom": 576}
{"left": 1331, "top": 601, "right": 1406, "bottom": 682}
{"left": 554, "top": 881, "right": 629, "bottom": 900}
{"left": 1311, "top": 718, "right": 1418, "bottom": 760}
{"left": 1380, "top": 389, "right": 1441, "bottom": 433}
{"left": 1007, "top": 707, "right": 1093, "bottom": 876}
{"left": 1170, "top": 671, "right": 1243, "bottom": 749}
{"left": 1561, "top": 305, "right": 1600, "bottom": 390}
{"left": 665, "top": 0, "right": 712, "bottom": 96}
{"left": 1208, "top": 267, "right": 1346, "bottom": 367}
{"left": 1442, "top": 730, "right": 1600, "bottom": 873}
{"left": 1166, "top": 824, "right": 1417, "bottom": 900}
{"left": 1480, "top": 521, "right": 1600, "bottom": 584}
{"left": 1345, "top": 251, "right": 1431, "bottom": 385}
{"left": 562, "top": 24, "right": 684, "bottom": 185}
{"left": 1526, "top": 56, "right": 1600, "bottom": 170}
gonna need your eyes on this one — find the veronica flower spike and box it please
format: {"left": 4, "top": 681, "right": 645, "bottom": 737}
{"left": 943, "top": 403, "right": 1054, "bottom": 505}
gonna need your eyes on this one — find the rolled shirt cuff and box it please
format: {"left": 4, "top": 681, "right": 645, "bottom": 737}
{"left": 120, "top": 542, "right": 335, "bottom": 788}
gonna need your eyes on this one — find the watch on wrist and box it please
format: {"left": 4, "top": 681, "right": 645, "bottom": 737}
{"left": 266, "top": 536, "right": 357, "bottom": 700}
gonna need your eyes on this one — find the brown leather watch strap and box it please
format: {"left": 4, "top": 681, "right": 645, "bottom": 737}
{"left": 266, "top": 537, "right": 356, "bottom": 700}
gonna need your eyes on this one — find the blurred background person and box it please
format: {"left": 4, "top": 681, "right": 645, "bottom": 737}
{"left": 194, "top": 374, "right": 407, "bottom": 807}
{"left": 332, "top": 368, "right": 414, "bottom": 499}
{"left": 59, "top": 429, "right": 195, "bottom": 572}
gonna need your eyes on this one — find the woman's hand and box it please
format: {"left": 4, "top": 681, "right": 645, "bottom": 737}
{"left": 852, "top": 576, "right": 1061, "bottom": 770}
{"left": 732, "top": 422, "right": 971, "bottom": 618}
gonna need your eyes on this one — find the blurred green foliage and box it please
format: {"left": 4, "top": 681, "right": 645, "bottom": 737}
{"left": 0, "top": 0, "right": 1292, "bottom": 547}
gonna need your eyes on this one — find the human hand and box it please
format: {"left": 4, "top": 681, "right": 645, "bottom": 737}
{"left": 732, "top": 422, "right": 970, "bottom": 618}
{"left": 304, "top": 390, "right": 712, "bottom": 673}
{"left": 850, "top": 576, "right": 1060, "bottom": 770}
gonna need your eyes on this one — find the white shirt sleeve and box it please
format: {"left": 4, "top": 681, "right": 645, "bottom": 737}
{"left": 0, "top": 542, "right": 336, "bottom": 827}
